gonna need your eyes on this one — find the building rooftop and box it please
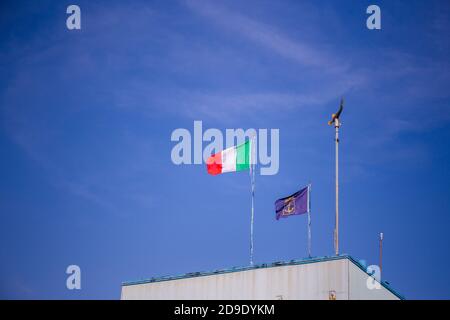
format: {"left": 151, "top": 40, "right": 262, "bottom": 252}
{"left": 122, "top": 254, "right": 404, "bottom": 299}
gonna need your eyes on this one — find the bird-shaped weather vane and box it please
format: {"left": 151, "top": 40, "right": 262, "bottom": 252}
{"left": 328, "top": 97, "right": 344, "bottom": 127}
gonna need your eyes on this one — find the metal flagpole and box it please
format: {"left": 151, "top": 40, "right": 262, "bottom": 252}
{"left": 307, "top": 183, "right": 312, "bottom": 258}
{"left": 379, "top": 232, "right": 383, "bottom": 278}
{"left": 335, "top": 119, "right": 340, "bottom": 256}
{"left": 249, "top": 137, "right": 256, "bottom": 266}
{"left": 329, "top": 98, "right": 343, "bottom": 256}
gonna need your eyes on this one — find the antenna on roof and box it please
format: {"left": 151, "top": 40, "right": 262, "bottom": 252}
{"left": 379, "top": 232, "right": 384, "bottom": 279}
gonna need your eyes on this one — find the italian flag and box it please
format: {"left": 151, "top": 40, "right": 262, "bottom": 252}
{"left": 206, "top": 140, "right": 252, "bottom": 175}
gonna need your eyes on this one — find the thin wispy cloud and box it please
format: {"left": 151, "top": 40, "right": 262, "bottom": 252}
{"left": 158, "top": 84, "right": 357, "bottom": 123}
{"left": 184, "top": 0, "right": 348, "bottom": 73}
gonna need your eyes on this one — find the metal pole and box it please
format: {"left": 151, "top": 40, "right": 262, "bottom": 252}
{"left": 250, "top": 137, "right": 256, "bottom": 266}
{"left": 379, "top": 232, "right": 383, "bottom": 278}
{"left": 250, "top": 175, "right": 254, "bottom": 265}
{"left": 307, "top": 183, "right": 311, "bottom": 258}
{"left": 334, "top": 118, "right": 340, "bottom": 256}
{"left": 328, "top": 98, "right": 343, "bottom": 257}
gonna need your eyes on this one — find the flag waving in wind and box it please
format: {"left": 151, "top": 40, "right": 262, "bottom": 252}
{"left": 275, "top": 186, "right": 310, "bottom": 220}
{"left": 206, "top": 139, "right": 256, "bottom": 264}
{"left": 206, "top": 140, "right": 251, "bottom": 176}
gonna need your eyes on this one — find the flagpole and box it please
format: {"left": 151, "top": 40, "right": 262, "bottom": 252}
{"left": 329, "top": 98, "right": 343, "bottom": 256}
{"left": 250, "top": 169, "right": 254, "bottom": 266}
{"left": 249, "top": 137, "right": 256, "bottom": 266}
{"left": 335, "top": 117, "right": 340, "bottom": 256}
{"left": 307, "top": 183, "right": 312, "bottom": 258}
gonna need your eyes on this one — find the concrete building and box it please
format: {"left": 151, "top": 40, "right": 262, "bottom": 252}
{"left": 121, "top": 255, "right": 403, "bottom": 300}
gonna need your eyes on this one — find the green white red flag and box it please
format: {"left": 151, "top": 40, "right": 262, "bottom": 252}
{"left": 206, "top": 140, "right": 251, "bottom": 175}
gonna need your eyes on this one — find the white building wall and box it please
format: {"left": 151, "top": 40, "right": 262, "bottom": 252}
{"left": 121, "top": 258, "right": 400, "bottom": 300}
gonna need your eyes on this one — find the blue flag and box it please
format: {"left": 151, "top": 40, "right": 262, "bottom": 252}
{"left": 275, "top": 186, "right": 310, "bottom": 220}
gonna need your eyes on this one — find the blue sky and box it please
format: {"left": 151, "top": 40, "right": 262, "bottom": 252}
{"left": 0, "top": 0, "right": 449, "bottom": 299}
